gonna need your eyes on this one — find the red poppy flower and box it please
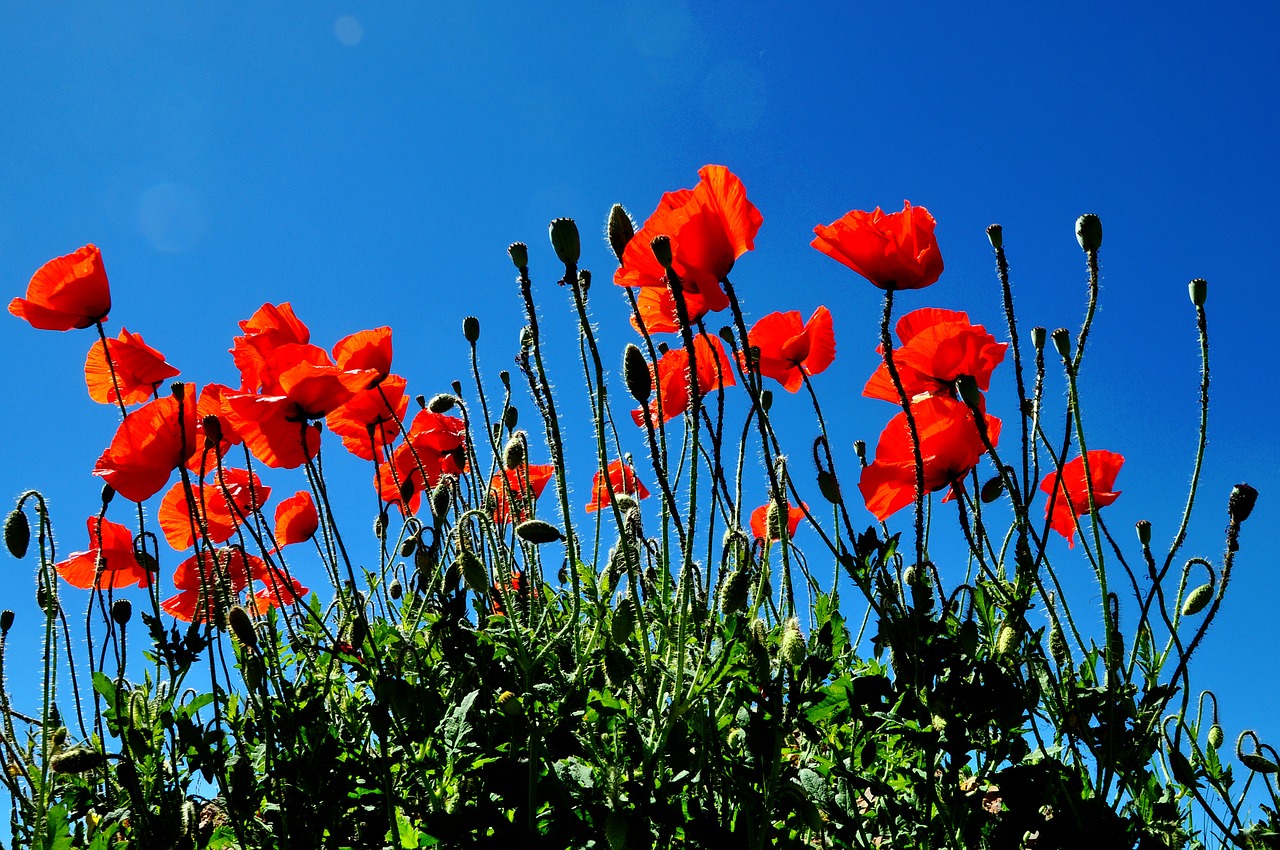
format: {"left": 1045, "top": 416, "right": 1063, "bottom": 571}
{"left": 274, "top": 491, "right": 319, "bottom": 547}
{"left": 264, "top": 343, "right": 380, "bottom": 416}
{"left": 750, "top": 501, "right": 808, "bottom": 542}
{"left": 161, "top": 548, "right": 267, "bottom": 622}
{"left": 221, "top": 392, "right": 322, "bottom": 470}
{"left": 630, "top": 281, "right": 719, "bottom": 336}
{"left": 746, "top": 306, "right": 836, "bottom": 393}
{"left": 326, "top": 374, "right": 409, "bottom": 461}
{"left": 55, "top": 517, "right": 150, "bottom": 589}
{"left": 249, "top": 573, "right": 310, "bottom": 614}
{"left": 379, "top": 410, "right": 467, "bottom": 513}
{"left": 615, "top": 165, "right": 763, "bottom": 316}
{"left": 812, "top": 201, "right": 944, "bottom": 291}
{"left": 84, "top": 328, "right": 181, "bottom": 405}
{"left": 586, "top": 460, "right": 650, "bottom": 512}
{"left": 9, "top": 245, "right": 111, "bottom": 331}
{"left": 1039, "top": 450, "right": 1124, "bottom": 548}
{"left": 489, "top": 464, "right": 556, "bottom": 525}
{"left": 157, "top": 468, "right": 271, "bottom": 551}
{"left": 93, "top": 386, "right": 200, "bottom": 502}
{"left": 333, "top": 327, "right": 392, "bottom": 382}
{"left": 858, "top": 395, "right": 1002, "bottom": 521}
{"left": 863, "top": 308, "right": 1007, "bottom": 404}
{"left": 187, "top": 383, "right": 243, "bottom": 473}
{"left": 631, "top": 334, "right": 737, "bottom": 426}
{"left": 230, "top": 303, "right": 311, "bottom": 393}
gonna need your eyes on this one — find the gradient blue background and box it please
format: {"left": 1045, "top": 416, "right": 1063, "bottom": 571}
{"left": 1, "top": 0, "right": 1276, "bottom": 822}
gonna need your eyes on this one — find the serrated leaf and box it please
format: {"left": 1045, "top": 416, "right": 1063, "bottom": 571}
{"left": 441, "top": 689, "right": 479, "bottom": 759}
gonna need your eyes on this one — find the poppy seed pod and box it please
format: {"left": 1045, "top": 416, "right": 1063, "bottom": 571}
{"left": 515, "top": 520, "right": 562, "bottom": 544}
{"left": 110, "top": 599, "right": 131, "bottom": 627}
{"left": 549, "top": 218, "right": 580, "bottom": 266}
{"left": 463, "top": 316, "right": 481, "bottom": 343}
{"left": 201, "top": 414, "right": 223, "bottom": 449}
{"left": 508, "top": 242, "right": 529, "bottom": 270}
{"left": 1228, "top": 483, "right": 1258, "bottom": 524}
{"left": 169, "top": 381, "right": 185, "bottom": 402}
{"left": 853, "top": 440, "right": 866, "bottom": 462}
{"left": 1135, "top": 520, "right": 1152, "bottom": 546}
{"left": 607, "top": 204, "right": 635, "bottom": 263}
{"left": 4, "top": 509, "right": 29, "bottom": 560}
{"left": 623, "top": 344, "right": 652, "bottom": 403}
{"left": 1188, "top": 278, "right": 1207, "bottom": 308}
{"left": 650, "top": 235, "right": 674, "bottom": 270}
{"left": 0, "top": 610, "right": 13, "bottom": 634}
{"left": 1075, "top": 214, "right": 1102, "bottom": 252}
{"left": 1050, "top": 328, "right": 1071, "bottom": 361}
{"left": 986, "top": 223, "right": 1003, "bottom": 250}
{"left": 1030, "top": 326, "right": 1047, "bottom": 352}
{"left": 1182, "top": 583, "right": 1213, "bottom": 617}
{"left": 427, "top": 393, "right": 456, "bottom": 413}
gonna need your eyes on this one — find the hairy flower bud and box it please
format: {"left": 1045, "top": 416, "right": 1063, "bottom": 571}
{"left": 101, "top": 484, "right": 115, "bottom": 508}
{"left": 1228, "top": 483, "right": 1258, "bottom": 524}
{"left": 110, "top": 599, "right": 131, "bottom": 627}
{"left": 650, "top": 235, "right": 674, "bottom": 270}
{"left": 227, "top": 605, "right": 257, "bottom": 651}
{"left": 388, "top": 579, "right": 403, "bottom": 600}
{"left": 760, "top": 389, "right": 773, "bottom": 413}
{"left": 607, "top": 204, "right": 635, "bottom": 263}
{"left": 1048, "top": 623, "right": 1069, "bottom": 666}
{"left": 1075, "top": 213, "right": 1102, "bottom": 252}
{"left": 719, "top": 569, "right": 751, "bottom": 615}
{"left": 50, "top": 746, "right": 106, "bottom": 774}
{"left": 549, "top": 218, "right": 581, "bottom": 266}
{"left": 497, "top": 690, "right": 523, "bottom": 718}
{"left": 428, "top": 393, "right": 456, "bottom": 414}
{"left": 508, "top": 242, "right": 529, "bottom": 270}
{"left": 516, "top": 520, "right": 562, "bottom": 544}
{"left": 503, "top": 435, "right": 527, "bottom": 470}
{"left": 817, "top": 470, "right": 842, "bottom": 505}
{"left": 1208, "top": 724, "right": 1224, "bottom": 749}
{"left": 986, "top": 223, "right": 1003, "bottom": 250}
{"left": 955, "top": 374, "right": 984, "bottom": 410}
{"left": 399, "top": 537, "right": 416, "bottom": 557}
{"left": 612, "top": 598, "right": 637, "bottom": 643}
{"left": 1050, "top": 328, "right": 1071, "bottom": 361}
{"left": 995, "top": 624, "right": 1019, "bottom": 658}
{"left": 980, "top": 475, "right": 1005, "bottom": 504}
{"left": 1188, "top": 278, "right": 1207, "bottom": 308}
{"left": 779, "top": 618, "right": 805, "bottom": 668}
{"left": 462, "top": 315, "right": 480, "bottom": 344}
{"left": 623, "top": 344, "right": 652, "bottom": 403}
{"left": 458, "top": 551, "right": 488, "bottom": 594}
{"left": 1182, "top": 583, "right": 1213, "bottom": 617}
{"left": 4, "top": 509, "right": 29, "bottom": 560}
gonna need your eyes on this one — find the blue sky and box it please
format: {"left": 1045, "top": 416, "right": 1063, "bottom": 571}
{"left": 2, "top": 0, "right": 1277, "bottom": 810}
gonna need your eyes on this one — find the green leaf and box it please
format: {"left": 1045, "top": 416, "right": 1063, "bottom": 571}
{"left": 441, "top": 689, "right": 479, "bottom": 759}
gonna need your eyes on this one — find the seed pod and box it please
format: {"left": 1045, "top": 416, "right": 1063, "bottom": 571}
{"left": 0, "top": 610, "right": 13, "bottom": 634}
{"left": 427, "top": 393, "right": 456, "bottom": 413}
{"left": 1050, "top": 328, "right": 1071, "bottom": 361}
{"left": 1188, "top": 278, "right": 1207, "bottom": 308}
{"left": 607, "top": 204, "right": 635, "bottom": 263}
{"left": 1135, "top": 520, "right": 1151, "bottom": 546}
{"left": 1030, "top": 326, "right": 1047, "bottom": 352}
{"left": 1075, "top": 213, "right": 1102, "bottom": 252}
{"left": 462, "top": 316, "right": 481, "bottom": 344}
{"left": 227, "top": 605, "right": 258, "bottom": 651}
{"left": 1229, "top": 483, "right": 1258, "bottom": 524}
{"left": 1208, "top": 724, "right": 1224, "bottom": 749}
{"left": 458, "top": 551, "right": 488, "bottom": 595}
{"left": 1049, "top": 624, "right": 1069, "bottom": 666}
{"left": 623, "top": 344, "right": 652, "bottom": 404}
{"left": 497, "top": 690, "right": 523, "bottom": 718}
{"left": 986, "top": 223, "right": 1003, "bottom": 250}
{"left": 110, "top": 599, "right": 132, "bottom": 627}
{"left": 817, "top": 470, "right": 842, "bottom": 505}
{"left": 50, "top": 746, "right": 106, "bottom": 774}
{"left": 549, "top": 218, "right": 581, "bottom": 266}
{"left": 719, "top": 569, "right": 750, "bottom": 615}
{"left": 516, "top": 520, "right": 562, "bottom": 545}
{"left": 1182, "top": 583, "right": 1213, "bottom": 617}
{"left": 4, "top": 509, "right": 29, "bottom": 559}
{"left": 779, "top": 618, "right": 805, "bottom": 668}
{"left": 388, "top": 579, "right": 403, "bottom": 600}
{"left": 508, "top": 242, "right": 529, "bottom": 270}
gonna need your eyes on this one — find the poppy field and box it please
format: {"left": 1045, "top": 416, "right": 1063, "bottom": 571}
{"left": 2, "top": 166, "right": 1273, "bottom": 848}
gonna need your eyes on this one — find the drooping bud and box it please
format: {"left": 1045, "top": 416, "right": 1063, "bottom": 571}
{"left": 399, "top": 537, "right": 416, "bottom": 557}
{"left": 1208, "top": 724, "right": 1225, "bottom": 749}
{"left": 427, "top": 393, "right": 456, "bottom": 413}
{"left": 516, "top": 520, "right": 563, "bottom": 544}
{"left": 463, "top": 316, "right": 481, "bottom": 344}
{"left": 607, "top": 204, "right": 635, "bottom": 263}
{"left": 110, "top": 599, "right": 132, "bottom": 627}
{"left": 458, "top": 551, "right": 488, "bottom": 594}
{"left": 986, "top": 223, "right": 1003, "bottom": 250}
{"left": 1188, "top": 278, "right": 1207, "bottom": 308}
{"left": 817, "top": 470, "right": 842, "bottom": 505}
{"left": 1182, "top": 583, "right": 1213, "bottom": 617}
{"left": 760, "top": 389, "right": 773, "bottom": 413}
{"left": 955, "top": 374, "right": 984, "bottom": 410}
{"left": 49, "top": 746, "right": 106, "bottom": 774}
{"left": 980, "top": 475, "right": 1005, "bottom": 504}
{"left": 779, "top": 618, "right": 805, "bottom": 668}
{"left": 1135, "top": 520, "right": 1152, "bottom": 546}
{"left": 388, "top": 579, "right": 403, "bottom": 600}
{"left": 431, "top": 482, "right": 452, "bottom": 521}
{"left": 623, "top": 344, "right": 652, "bottom": 403}
{"left": 4, "top": 509, "right": 29, "bottom": 559}
{"left": 549, "top": 218, "right": 581, "bottom": 266}
{"left": 227, "top": 605, "right": 258, "bottom": 651}
{"left": 1050, "top": 328, "right": 1071, "bottom": 361}
{"left": 101, "top": 484, "right": 115, "bottom": 508}
{"left": 1228, "top": 483, "right": 1258, "bottom": 524}
{"left": 1075, "top": 214, "right": 1102, "bottom": 252}
{"left": 503, "top": 406, "right": 519, "bottom": 430}
{"left": 508, "top": 242, "right": 529, "bottom": 270}
{"left": 650, "top": 235, "right": 674, "bottom": 270}
{"left": 1048, "top": 623, "right": 1069, "bottom": 666}
{"left": 1030, "top": 326, "right": 1047, "bottom": 352}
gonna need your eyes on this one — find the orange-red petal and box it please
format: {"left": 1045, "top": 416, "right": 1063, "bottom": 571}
{"left": 9, "top": 245, "right": 111, "bottom": 331}
{"left": 85, "top": 328, "right": 180, "bottom": 405}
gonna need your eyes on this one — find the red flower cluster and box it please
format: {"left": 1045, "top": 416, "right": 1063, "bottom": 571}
{"left": 863, "top": 308, "right": 1007, "bottom": 403}
{"left": 380, "top": 409, "right": 468, "bottom": 514}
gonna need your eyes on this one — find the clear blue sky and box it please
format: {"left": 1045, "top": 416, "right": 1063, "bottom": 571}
{"left": 2, "top": 0, "right": 1277, "bottom": 794}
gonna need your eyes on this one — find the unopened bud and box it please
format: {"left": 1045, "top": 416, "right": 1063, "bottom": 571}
{"left": 1188, "top": 278, "right": 1207, "bottom": 308}
{"left": 508, "top": 242, "right": 529, "bottom": 270}
{"left": 49, "top": 746, "right": 106, "bottom": 774}
{"left": 549, "top": 218, "right": 581, "bottom": 266}
{"left": 227, "top": 605, "right": 257, "bottom": 651}
{"left": 1050, "top": 328, "right": 1071, "bottom": 361}
{"left": 431, "top": 483, "right": 452, "bottom": 520}
{"left": 516, "top": 520, "right": 562, "bottom": 545}
{"left": 986, "top": 223, "right": 1003, "bottom": 250}
{"left": 1049, "top": 624, "right": 1069, "bottom": 666}
{"left": 779, "top": 618, "right": 805, "bottom": 668}
{"left": 955, "top": 374, "right": 984, "bottom": 410}
{"left": 399, "top": 537, "right": 416, "bottom": 557}
{"left": 817, "top": 470, "right": 842, "bottom": 505}
{"left": 1135, "top": 520, "right": 1151, "bottom": 546}
{"left": 497, "top": 690, "right": 523, "bottom": 718}
{"left": 650, "top": 235, "right": 673, "bottom": 270}
{"left": 607, "top": 204, "right": 635, "bottom": 263}
{"left": 101, "top": 484, "right": 115, "bottom": 508}
{"left": 1208, "top": 724, "right": 1224, "bottom": 749}
{"left": 1075, "top": 214, "right": 1102, "bottom": 252}
{"left": 995, "top": 624, "right": 1019, "bottom": 658}
{"left": 374, "top": 511, "right": 388, "bottom": 540}
{"left": 760, "top": 389, "right": 773, "bottom": 413}
{"left": 463, "top": 316, "right": 481, "bottom": 344}
{"left": 623, "top": 344, "right": 652, "bottom": 403}
{"left": 1182, "top": 584, "right": 1213, "bottom": 617}
{"left": 388, "top": 579, "right": 403, "bottom": 600}
{"left": 427, "top": 393, "right": 456, "bottom": 413}
{"left": 4, "top": 509, "right": 29, "bottom": 560}
{"left": 612, "top": 598, "right": 636, "bottom": 643}
{"left": 503, "top": 406, "right": 518, "bottom": 430}
{"left": 1228, "top": 483, "right": 1258, "bottom": 524}
{"left": 458, "top": 551, "right": 488, "bottom": 594}
{"left": 110, "top": 599, "right": 131, "bottom": 627}
{"left": 980, "top": 476, "right": 1005, "bottom": 504}
{"left": 503, "top": 436, "right": 526, "bottom": 470}
{"left": 719, "top": 569, "right": 751, "bottom": 615}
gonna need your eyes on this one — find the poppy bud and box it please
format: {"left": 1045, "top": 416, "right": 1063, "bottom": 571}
{"left": 980, "top": 475, "right": 1005, "bottom": 504}
{"left": 779, "top": 618, "right": 805, "bottom": 668}
{"left": 101, "top": 484, "right": 115, "bottom": 508}
{"left": 955, "top": 374, "right": 984, "bottom": 410}
{"left": 994, "top": 624, "right": 1019, "bottom": 658}
{"left": 1135, "top": 520, "right": 1151, "bottom": 546}
{"left": 458, "top": 551, "right": 488, "bottom": 594}
{"left": 1240, "top": 753, "right": 1280, "bottom": 775}
{"left": 727, "top": 727, "right": 747, "bottom": 752}
{"left": 503, "top": 406, "right": 518, "bottom": 430}
{"left": 52, "top": 726, "right": 67, "bottom": 748}
{"left": 227, "top": 605, "right": 257, "bottom": 651}
{"left": 1075, "top": 213, "right": 1102, "bottom": 252}
{"left": 1050, "top": 328, "right": 1071, "bottom": 361}
{"left": 49, "top": 746, "right": 106, "bottom": 774}
{"left": 4, "top": 509, "right": 29, "bottom": 560}
{"left": 431, "top": 482, "right": 452, "bottom": 520}
{"left": 623, "top": 344, "right": 652, "bottom": 403}
{"left": 516, "top": 520, "right": 562, "bottom": 544}
{"left": 463, "top": 316, "right": 481, "bottom": 343}
{"left": 1228, "top": 483, "right": 1258, "bottom": 524}
{"left": 817, "top": 470, "right": 842, "bottom": 505}
{"left": 607, "top": 204, "right": 635, "bottom": 263}
{"left": 110, "top": 599, "right": 131, "bottom": 627}
{"left": 650, "top": 235, "right": 674, "bottom": 270}
{"left": 427, "top": 394, "right": 456, "bottom": 413}
{"left": 1208, "top": 724, "right": 1225, "bottom": 749}
{"left": 1188, "top": 278, "right": 1207, "bottom": 308}
{"left": 549, "top": 218, "right": 580, "bottom": 266}
{"left": 760, "top": 389, "right": 773, "bottom": 413}
{"left": 0, "top": 610, "right": 13, "bottom": 634}
{"left": 719, "top": 568, "right": 750, "bottom": 615}
{"left": 388, "top": 579, "right": 403, "bottom": 600}
{"left": 503, "top": 435, "right": 526, "bottom": 470}
{"left": 1049, "top": 623, "right": 1069, "bottom": 666}
{"left": 1030, "top": 326, "right": 1047, "bottom": 352}
{"left": 986, "top": 223, "right": 1003, "bottom": 250}
{"left": 508, "top": 242, "right": 529, "bottom": 270}
{"left": 399, "top": 537, "right": 416, "bottom": 557}
{"left": 1182, "top": 583, "right": 1213, "bottom": 617}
